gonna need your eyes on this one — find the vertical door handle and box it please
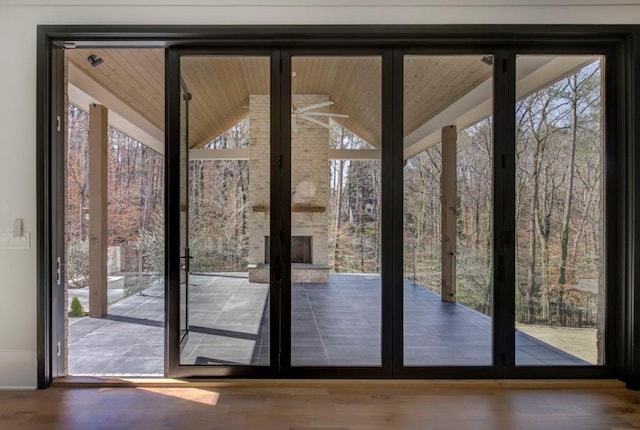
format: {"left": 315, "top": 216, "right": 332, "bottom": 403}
{"left": 180, "top": 248, "right": 193, "bottom": 272}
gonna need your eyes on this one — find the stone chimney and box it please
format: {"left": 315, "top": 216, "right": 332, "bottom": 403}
{"left": 247, "top": 94, "right": 330, "bottom": 283}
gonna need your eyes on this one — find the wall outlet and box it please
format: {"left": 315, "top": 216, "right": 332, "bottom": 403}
{"left": 1, "top": 232, "right": 30, "bottom": 249}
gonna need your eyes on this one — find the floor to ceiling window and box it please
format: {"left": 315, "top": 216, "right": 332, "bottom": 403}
{"left": 514, "top": 55, "right": 605, "bottom": 366}
{"left": 289, "top": 55, "right": 383, "bottom": 367}
{"left": 41, "top": 28, "right": 624, "bottom": 384}
{"left": 63, "top": 48, "right": 165, "bottom": 377}
{"left": 177, "top": 54, "right": 273, "bottom": 368}
{"left": 402, "top": 54, "right": 494, "bottom": 367}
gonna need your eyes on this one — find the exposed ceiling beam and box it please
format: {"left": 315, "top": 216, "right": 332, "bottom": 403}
{"left": 403, "top": 55, "right": 599, "bottom": 160}
{"left": 189, "top": 148, "right": 249, "bottom": 160}
{"left": 328, "top": 149, "right": 380, "bottom": 160}
{"left": 68, "top": 62, "right": 164, "bottom": 155}
{"left": 189, "top": 148, "right": 381, "bottom": 161}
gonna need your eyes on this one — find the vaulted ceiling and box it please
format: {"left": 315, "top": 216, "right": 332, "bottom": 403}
{"left": 67, "top": 49, "right": 493, "bottom": 150}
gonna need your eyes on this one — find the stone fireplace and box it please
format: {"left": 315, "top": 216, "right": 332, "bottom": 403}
{"left": 291, "top": 236, "right": 312, "bottom": 264}
{"left": 247, "top": 94, "right": 330, "bottom": 284}
{"left": 265, "top": 236, "right": 313, "bottom": 264}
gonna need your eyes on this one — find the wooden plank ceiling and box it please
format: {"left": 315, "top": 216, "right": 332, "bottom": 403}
{"left": 67, "top": 49, "right": 165, "bottom": 132}
{"left": 67, "top": 50, "right": 492, "bottom": 150}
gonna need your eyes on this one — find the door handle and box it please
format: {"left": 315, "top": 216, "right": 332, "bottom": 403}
{"left": 180, "top": 249, "right": 193, "bottom": 272}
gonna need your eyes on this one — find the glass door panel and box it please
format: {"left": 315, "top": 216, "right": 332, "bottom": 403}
{"left": 169, "top": 48, "right": 610, "bottom": 377}
{"left": 515, "top": 55, "right": 605, "bottom": 366}
{"left": 290, "top": 56, "right": 382, "bottom": 367}
{"left": 403, "top": 55, "right": 494, "bottom": 366}
{"left": 179, "top": 55, "right": 271, "bottom": 366}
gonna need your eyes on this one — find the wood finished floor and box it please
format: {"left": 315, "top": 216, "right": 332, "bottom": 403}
{"left": 2, "top": 381, "right": 640, "bottom": 429}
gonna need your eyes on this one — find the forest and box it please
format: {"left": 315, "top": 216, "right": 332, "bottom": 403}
{"left": 405, "top": 60, "right": 602, "bottom": 336}
{"left": 65, "top": 104, "right": 165, "bottom": 287}
{"left": 65, "top": 60, "right": 603, "bottom": 342}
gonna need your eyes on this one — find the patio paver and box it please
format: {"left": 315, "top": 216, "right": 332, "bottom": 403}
{"left": 68, "top": 273, "right": 587, "bottom": 375}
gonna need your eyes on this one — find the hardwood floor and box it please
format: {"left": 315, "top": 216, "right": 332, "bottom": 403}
{"left": 1, "top": 380, "right": 640, "bottom": 429}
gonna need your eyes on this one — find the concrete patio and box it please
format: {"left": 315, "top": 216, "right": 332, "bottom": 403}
{"left": 68, "top": 273, "right": 586, "bottom": 376}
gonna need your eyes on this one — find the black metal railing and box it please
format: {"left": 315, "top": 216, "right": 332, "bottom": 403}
{"left": 515, "top": 303, "right": 597, "bottom": 328}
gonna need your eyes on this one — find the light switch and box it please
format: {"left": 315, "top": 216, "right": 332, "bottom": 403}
{"left": 1, "top": 232, "right": 30, "bottom": 249}
{"left": 13, "top": 219, "right": 23, "bottom": 237}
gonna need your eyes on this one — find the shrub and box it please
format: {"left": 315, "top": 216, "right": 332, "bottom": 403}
{"left": 66, "top": 238, "right": 89, "bottom": 288}
{"left": 68, "top": 296, "right": 85, "bottom": 317}
{"left": 139, "top": 213, "right": 165, "bottom": 275}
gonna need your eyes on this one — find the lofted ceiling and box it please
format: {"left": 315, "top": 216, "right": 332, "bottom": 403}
{"left": 67, "top": 49, "right": 493, "bottom": 150}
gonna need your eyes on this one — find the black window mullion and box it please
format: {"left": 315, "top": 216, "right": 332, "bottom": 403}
{"left": 276, "top": 49, "right": 292, "bottom": 375}
{"left": 606, "top": 43, "right": 624, "bottom": 380}
{"left": 492, "top": 48, "right": 517, "bottom": 374}
{"left": 165, "top": 46, "right": 181, "bottom": 378}
{"left": 624, "top": 34, "right": 640, "bottom": 387}
{"left": 381, "top": 47, "right": 395, "bottom": 377}
{"left": 390, "top": 48, "right": 404, "bottom": 376}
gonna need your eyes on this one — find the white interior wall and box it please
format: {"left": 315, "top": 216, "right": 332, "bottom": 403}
{"left": 0, "top": 0, "right": 638, "bottom": 389}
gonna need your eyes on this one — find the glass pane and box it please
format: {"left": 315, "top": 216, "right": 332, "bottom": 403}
{"left": 65, "top": 48, "right": 165, "bottom": 376}
{"left": 403, "top": 55, "right": 494, "bottom": 366}
{"left": 290, "top": 56, "right": 382, "bottom": 367}
{"left": 179, "top": 56, "right": 271, "bottom": 366}
{"left": 515, "top": 55, "right": 604, "bottom": 366}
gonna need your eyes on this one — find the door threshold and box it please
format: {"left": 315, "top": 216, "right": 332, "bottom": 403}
{"left": 53, "top": 376, "right": 624, "bottom": 389}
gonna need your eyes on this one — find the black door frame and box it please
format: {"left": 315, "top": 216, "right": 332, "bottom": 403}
{"left": 37, "top": 34, "right": 66, "bottom": 387}
{"left": 37, "top": 25, "right": 638, "bottom": 387}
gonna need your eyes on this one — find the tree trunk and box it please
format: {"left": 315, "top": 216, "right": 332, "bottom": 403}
{"left": 527, "top": 188, "right": 538, "bottom": 323}
{"left": 334, "top": 159, "right": 345, "bottom": 272}
{"left": 527, "top": 135, "right": 544, "bottom": 323}
{"left": 557, "top": 76, "right": 579, "bottom": 325}
{"left": 540, "top": 223, "right": 550, "bottom": 321}
{"left": 484, "top": 211, "right": 492, "bottom": 315}
{"left": 80, "top": 139, "right": 89, "bottom": 240}
{"left": 333, "top": 127, "right": 346, "bottom": 272}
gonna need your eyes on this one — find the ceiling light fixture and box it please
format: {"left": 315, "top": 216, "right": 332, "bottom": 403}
{"left": 481, "top": 55, "right": 494, "bottom": 66}
{"left": 87, "top": 54, "right": 104, "bottom": 67}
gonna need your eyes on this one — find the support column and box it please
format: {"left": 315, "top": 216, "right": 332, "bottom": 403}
{"left": 88, "top": 103, "right": 108, "bottom": 317}
{"left": 441, "top": 125, "right": 457, "bottom": 303}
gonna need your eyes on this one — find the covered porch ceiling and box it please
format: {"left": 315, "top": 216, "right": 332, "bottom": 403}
{"left": 66, "top": 49, "right": 599, "bottom": 159}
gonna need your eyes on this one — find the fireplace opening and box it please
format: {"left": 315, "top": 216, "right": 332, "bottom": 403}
{"left": 265, "top": 236, "right": 312, "bottom": 264}
{"left": 292, "top": 236, "right": 312, "bottom": 264}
